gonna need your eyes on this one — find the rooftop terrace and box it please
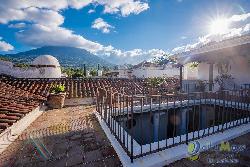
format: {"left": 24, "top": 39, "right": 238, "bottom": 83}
{"left": 0, "top": 75, "right": 249, "bottom": 166}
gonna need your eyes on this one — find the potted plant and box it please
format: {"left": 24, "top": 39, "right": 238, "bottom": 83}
{"left": 47, "top": 84, "right": 66, "bottom": 109}
{"left": 189, "top": 62, "right": 199, "bottom": 69}
{"left": 196, "top": 80, "right": 206, "bottom": 92}
{"left": 214, "top": 74, "right": 234, "bottom": 90}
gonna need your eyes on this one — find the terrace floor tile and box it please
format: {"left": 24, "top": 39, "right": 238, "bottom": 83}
{"left": 84, "top": 149, "right": 103, "bottom": 163}
{"left": 0, "top": 106, "right": 120, "bottom": 167}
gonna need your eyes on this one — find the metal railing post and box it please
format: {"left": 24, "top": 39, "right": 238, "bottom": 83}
{"left": 130, "top": 96, "right": 134, "bottom": 163}
{"left": 186, "top": 93, "right": 189, "bottom": 145}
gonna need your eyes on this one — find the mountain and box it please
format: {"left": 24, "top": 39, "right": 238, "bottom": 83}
{"left": 2, "top": 46, "right": 113, "bottom": 68}
{"left": 99, "top": 54, "right": 150, "bottom": 65}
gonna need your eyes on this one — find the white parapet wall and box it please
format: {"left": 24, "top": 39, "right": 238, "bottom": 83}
{"left": 64, "top": 97, "right": 95, "bottom": 106}
{"left": 0, "top": 105, "right": 46, "bottom": 154}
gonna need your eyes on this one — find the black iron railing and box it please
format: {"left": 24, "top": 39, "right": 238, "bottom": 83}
{"left": 96, "top": 88, "right": 250, "bottom": 163}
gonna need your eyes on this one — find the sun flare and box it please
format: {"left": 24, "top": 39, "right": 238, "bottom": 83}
{"left": 209, "top": 18, "right": 229, "bottom": 35}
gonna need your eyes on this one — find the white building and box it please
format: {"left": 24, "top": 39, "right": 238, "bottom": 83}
{"left": 0, "top": 55, "right": 62, "bottom": 78}
{"left": 105, "top": 65, "right": 132, "bottom": 78}
{"left": 131, "top": 61, "right": 179, "bottom": 78}
{"left": 115, "top": 69, "right": 132, "bottom": 78}
{"left": 97, "top": 70, "right": 103, "bottom": 77}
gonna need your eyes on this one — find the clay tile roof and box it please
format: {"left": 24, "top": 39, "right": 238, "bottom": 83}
{"left": 0, "top": 78, "right": 47, "bottom": 132}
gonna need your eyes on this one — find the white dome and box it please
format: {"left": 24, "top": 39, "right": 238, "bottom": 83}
{"left": 32, "top": 55, "right": 60, "bottom": 66}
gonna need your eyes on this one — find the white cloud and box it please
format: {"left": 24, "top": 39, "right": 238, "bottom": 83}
{"left": 0, "top": 0, "right": 149, "bottom": 22}
{"left": 88, "top": 9, "right": 95, "bottom": 14}
{"left": 181, "top": 36, "right": 187, "bottom": 40}
{"left": 76, "top": 0, "right": 150, "bottom": 17}
{"left": 243, "top": 23, "right": 250, "bottom": 32}
{"left": 92, "top": 18, "right": 114, "bottom": 33}
{"left": 172, "top": 13, "right": 250, "bottom": 54}
{"left": 0, "top": 0, "right": 68, "bottom": 11}
{"left": 8, "top": 22, "right": 26, "bottom": 28}
{"left": 100, "top": 0, "right": 149, "bottom": 17}
{"left": 0, "top": 0, "right": 151, "bottom": 62}
{"left": 16, "top": 24, "right": 103, "bottom": 52}
{"left": 68, "top": 0, "right": 93, "bottom": 9}
{"left": 0, "top": 39, "right": 14, "bottom": 52}
{"left": 172, "top": 42, "right": 200, "bottom": 53}
{"left": 0, "top": 0, "right": 101, "bottom": 52}
{"left": 24, "top": 7, "right": 64, "bottom": 27}
{"left": 98, "top": 48, "right": 167, "bottom": 64}
{"left": 229, "top": 13, "right": 250, "bottom": 22}
{"left": 0, "top": 7, "right": 64, "bottom": 28}
{"left": 0, "top": 8, "right": 26, "bottom": 24}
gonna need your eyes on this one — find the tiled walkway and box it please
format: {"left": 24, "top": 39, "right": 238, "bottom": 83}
{"left": 0, "top": 106, "right": 121, "bottom": 167}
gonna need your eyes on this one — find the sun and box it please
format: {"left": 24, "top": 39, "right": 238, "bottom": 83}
{"left": 209, "top": 18, "right": 229, "bottom": 35}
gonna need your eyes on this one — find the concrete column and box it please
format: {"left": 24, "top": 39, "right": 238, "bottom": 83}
{"left": 209, "top": 63, "right": 214, "bottom": 91}
{"left": 180, "top": 65, "right": 183, "bottom": 91}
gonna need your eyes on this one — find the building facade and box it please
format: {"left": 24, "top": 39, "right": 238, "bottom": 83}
{"left": 176, "top": 34, "right": 250, "bottom": 90}
{"left": 131, "top": 61, "right": 179, "bottom": 78}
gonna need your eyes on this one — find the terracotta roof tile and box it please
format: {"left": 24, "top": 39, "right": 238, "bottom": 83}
{"left": 1, "top": 76, "right": 180, "bottom": 98}
{"left": 0, "top": 78, "right": 47, "bottom": 134}
{"left": 0, "top": 75, "right": 180, "bottom": 134}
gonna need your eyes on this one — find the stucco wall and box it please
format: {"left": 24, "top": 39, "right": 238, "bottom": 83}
{"left": 197, "top": 63, "right": 220, "bottom": 81}
{"left": 183, "top": 63, "right": 198, "bottom": 80}
{"left": 229, "top": 56, "right": 250, "bottom": 84}
{"left": 117, "top": 69, "right": 130, "bottom": 78}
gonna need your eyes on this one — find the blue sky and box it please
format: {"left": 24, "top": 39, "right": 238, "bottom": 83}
{"left": 63, "top": 0, "right": 244, "bottom": 50}
{"left": 0, "top": 0, "right": 249, "bottom": 64}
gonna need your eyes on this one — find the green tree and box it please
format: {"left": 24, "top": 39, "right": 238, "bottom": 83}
{"left": 62, "top": 67, "right": 85, "bottom": 78}
{"left": 90, "top": 69, "right": 97, "bottom": 76}
{"left": 147, "top": 77, "right": 165, "bottom": 87}
{"left": 0, "top": 56, "right": 11, "bottom": 61}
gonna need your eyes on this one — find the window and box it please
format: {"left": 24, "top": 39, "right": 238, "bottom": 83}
{"left": 217, "top": 63, "right": 230, "bottom": 74}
